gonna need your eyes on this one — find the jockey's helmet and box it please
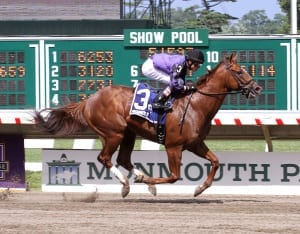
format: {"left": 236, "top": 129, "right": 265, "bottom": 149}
{"left": 186, "top": 49, "right": 204, "bottom": 64}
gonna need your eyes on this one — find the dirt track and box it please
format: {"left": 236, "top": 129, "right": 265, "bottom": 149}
{"left": 0, "top": 192, "right": 299, "bottom": 233}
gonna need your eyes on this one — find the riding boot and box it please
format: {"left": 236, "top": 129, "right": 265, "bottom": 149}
{"left": 152, "top": 86, "right": 171, "bottom": 110}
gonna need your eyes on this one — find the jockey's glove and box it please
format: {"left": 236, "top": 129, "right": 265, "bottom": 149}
{"left": 170, "top": 78, "right": 185, "bottom": 91}
{"left": 184, "top": 83, "right": 197, "bottom": 91}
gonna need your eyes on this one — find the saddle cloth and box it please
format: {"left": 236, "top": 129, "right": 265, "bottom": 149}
{"left": 129, "top": 83, "right": 169, "bottom": 124}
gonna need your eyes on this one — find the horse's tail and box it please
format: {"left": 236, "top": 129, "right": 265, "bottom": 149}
{"left": 34, "top": 101, "right": 88, "bottom": 136}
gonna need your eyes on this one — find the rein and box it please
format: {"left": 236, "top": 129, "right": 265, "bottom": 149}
{"left": 196, "top": 89, "right": 243, "bottom": 97}
{"left": 179, "top": 92, "right": 193, "bottom": 134}
{"left": 195, "top": 62, "right": 252, "bottom": 97}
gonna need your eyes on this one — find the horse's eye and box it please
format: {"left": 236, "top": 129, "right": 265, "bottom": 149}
{"left": 237, "top": 70, "right": 243, "bottom": 75}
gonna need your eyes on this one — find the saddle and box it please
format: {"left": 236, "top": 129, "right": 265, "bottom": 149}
{"left": 129, "top": 83, "right": 173, "bottom": 144}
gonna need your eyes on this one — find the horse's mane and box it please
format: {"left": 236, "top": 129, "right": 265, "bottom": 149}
{"left": 196, "top": 61, "right": 224, "bottom": 86}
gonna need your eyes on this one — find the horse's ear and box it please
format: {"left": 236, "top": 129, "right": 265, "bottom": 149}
{"left": 224, "top": 56, "right": 230, "bottom": 63}
{"left": 230, "top": 53, "right": 238, "bottom": 63}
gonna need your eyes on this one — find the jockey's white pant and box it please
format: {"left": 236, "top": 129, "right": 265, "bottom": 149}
{"left": 141, "top": 58, "right": 169, "bottom": 84}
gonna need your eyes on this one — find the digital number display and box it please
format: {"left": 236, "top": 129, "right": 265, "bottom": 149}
{"left": 58, "top": 51, "right": 113, "bottom": 77}
{"left": 0, "top": 51, "right": 28, "bottom": 107}
{"left": 219, "top": 50, "right": 277, "bottom": 110}
{"left": 50, "top": 50, "right": 115, "bottom": 104}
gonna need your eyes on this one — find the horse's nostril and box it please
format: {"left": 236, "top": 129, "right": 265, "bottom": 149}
{"left": 255, "top": 85, "right": 263, "bottom": 94}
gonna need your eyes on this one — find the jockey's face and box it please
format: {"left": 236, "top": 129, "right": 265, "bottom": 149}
{"left": 187, "top": 60, "right": 201, "bottom": 72}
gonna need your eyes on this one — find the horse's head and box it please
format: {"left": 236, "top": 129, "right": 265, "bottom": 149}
{"left": 224, "top": 53, "right": 262, "bottom": 98}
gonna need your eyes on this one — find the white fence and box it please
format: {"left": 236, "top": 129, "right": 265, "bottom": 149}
{"left": 24, "top": 138, "right": 160, "bottom": 150}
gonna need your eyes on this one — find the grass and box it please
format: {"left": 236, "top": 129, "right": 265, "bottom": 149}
{"left": 25, "top": 171, "right": 42, "bottom": 191}
{"left": 205, "top": 139, "right": 300, "bottom": 152}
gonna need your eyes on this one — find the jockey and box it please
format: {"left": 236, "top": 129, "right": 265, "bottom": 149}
{"left": 141, "top": 49, "right": 204, "bottom": 110}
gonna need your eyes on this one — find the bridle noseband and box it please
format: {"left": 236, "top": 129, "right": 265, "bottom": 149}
{"left": 196, "top": 62, "right": 248, "bottom": 97}
{"left": 226, "top": 63, "right": 257, "bottom": 97}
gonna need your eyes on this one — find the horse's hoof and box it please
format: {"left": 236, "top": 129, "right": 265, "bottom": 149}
{"left": 134, "top": 175, "right": 144, "bottom": 183}
{"left": 121, "top": 184, "right": 130, "bottom": 198}
{"left": 194, "top": 185, "right": 205, "bottom": 197}
{"left": 148, "top": 184, "right": 157, "bottom": 196}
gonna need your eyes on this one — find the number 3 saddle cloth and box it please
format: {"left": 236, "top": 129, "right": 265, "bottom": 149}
{"left": 129, "top": 83, "right": 172, "bottom": 124}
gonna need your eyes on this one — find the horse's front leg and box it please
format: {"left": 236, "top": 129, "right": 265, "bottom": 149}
{"left": 189, "top": 141, "right": 220, "bottom": 197}
{"left": 194, "top": 150, "right": 219, "bottom": 197}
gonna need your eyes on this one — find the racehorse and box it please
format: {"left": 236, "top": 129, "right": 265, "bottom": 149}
{"left": 34, "top": 53, "right": 262, "bottom": 197}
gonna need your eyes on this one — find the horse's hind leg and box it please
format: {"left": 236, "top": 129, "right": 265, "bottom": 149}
{"left": 116, "top": 128, "right": 157, "bottom": 196}
{"left": 97, "top": 135, "right": 130, "bottom": 198}
{"left": 135, "top": 146, "right": 183, "bottom": 185}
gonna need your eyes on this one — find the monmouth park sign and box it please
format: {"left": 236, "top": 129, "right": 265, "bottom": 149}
{"left": 42, "top": 150, "right": 300, "bottom": 195}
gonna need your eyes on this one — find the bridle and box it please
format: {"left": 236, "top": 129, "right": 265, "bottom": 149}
{"left": 195, "top": 62, "right": 254, "bottom": 97}
{"left": 227, "top": 63, "right": 258, "bottom": 97}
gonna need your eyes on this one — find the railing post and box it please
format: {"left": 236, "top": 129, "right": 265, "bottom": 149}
{"left": 261, "top": 125, "right": 273, "bottom": 152}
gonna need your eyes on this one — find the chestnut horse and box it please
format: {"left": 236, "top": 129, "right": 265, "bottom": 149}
{"left": 34, "top": 53, "right": 262, "bottom": 197}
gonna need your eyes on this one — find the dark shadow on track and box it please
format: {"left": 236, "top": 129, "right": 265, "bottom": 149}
{"left": 224, "top": 199, "right": 271, "bottom": 203}
{"left": 106, "top": 198, "right": 271, "bottom": 204}
{"left": 113, "top": 198, "right": 224, "bottom": 204}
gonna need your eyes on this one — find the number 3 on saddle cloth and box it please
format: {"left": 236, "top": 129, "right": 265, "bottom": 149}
{"left": 129, "top": 83, "right": 172, "bottom": 144}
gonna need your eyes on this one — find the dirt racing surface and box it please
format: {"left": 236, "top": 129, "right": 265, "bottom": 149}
{"left": 0, "top": 191, "right": 299, "bottom": 234}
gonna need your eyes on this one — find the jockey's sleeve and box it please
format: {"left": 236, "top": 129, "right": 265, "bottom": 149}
{"left": 171, "top": 63, "right": 185, "bottom": 81}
